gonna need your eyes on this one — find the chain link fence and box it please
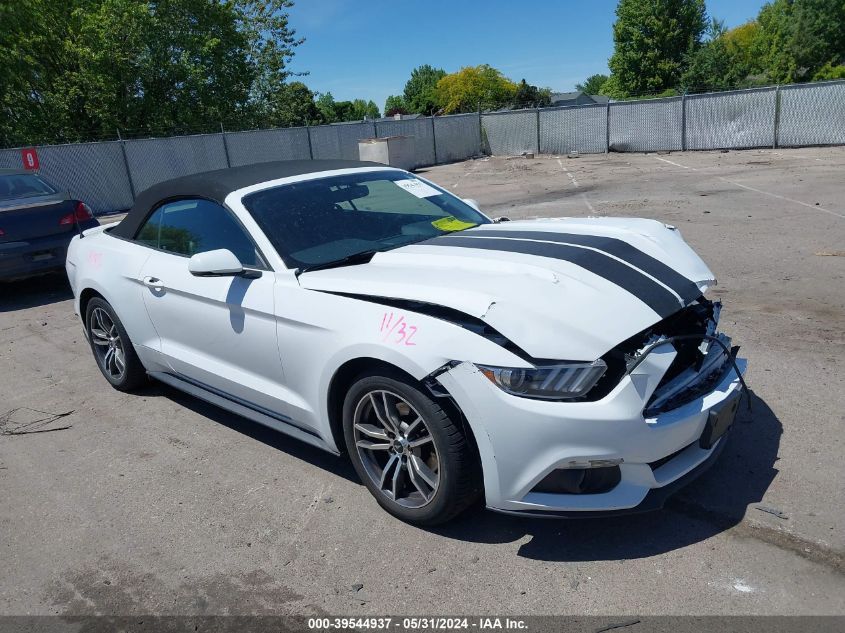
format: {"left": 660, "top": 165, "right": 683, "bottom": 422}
{"left": 309, "top": 122, "right": 376, "bottom": 161}
{"left": 778, "top": 80, "right": 845, "bottom": 147}
{"left": 124, "top": 133, "right": 229, "bottom": 194}
{"left": 224, "top": 126, "right": 311, "bottom": 167}
{"left": 495, "top": 79, "right": 844, "bottom": 155}
{"left": 1, "top": 80, "right": 842, "bottom": 214}
{"left": 433, "top": 113, "right": 481, "bottom": 164}
{"left": 540, "top": 103, "right": 608, "bottom": 155}
{"left": 610, "top": 96, "right": 684, "bottom": 152}
{"left": 0, "top": 141, "right": 133, "bottom": 214}
{"left": 482, "top": 110, "right": 538, "bottom": 155}
{"left": 685, "top": 87, "right": 777, "bottom": 150}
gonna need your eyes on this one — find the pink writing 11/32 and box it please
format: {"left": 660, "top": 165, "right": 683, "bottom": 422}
{"left": 380, "top": 312, "right": 417, "bottom": 346}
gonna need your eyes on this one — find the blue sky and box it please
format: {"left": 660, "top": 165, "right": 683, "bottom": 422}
{"left": 286, "top": 0, "right": 768, "bottom": 111}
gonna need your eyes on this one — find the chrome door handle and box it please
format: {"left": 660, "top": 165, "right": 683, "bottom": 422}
{"left": 142, "top": 276, "right": 162, "bottom": 287}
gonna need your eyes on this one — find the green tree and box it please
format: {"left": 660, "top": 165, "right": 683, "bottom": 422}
{"left": 316, "top": 94, "right": 380, "bottom": 123}
{"left": 723, "top": 21, "right": 761, "bottom": 72}
{"left": 0, "top": 0, "right": 303, "bottom": 146}
{"left": 315, "top": 92, "right": 338, "bottom": 123}
{"left": 237, "top": 0, "right": 304, "bottom": 106}
{"left": 752, "top": 0, "right": 796, "bottom": 82}
{"left": 350, "top": 99, "right": 380, "bottom": 120}
{"left": 597, "top": 74, "right": 626, "bottom": 98}
{"left": 434, "top": 65, "right": 518, "bottom": 113}
{"left": 576, "top": 73, "right": 610, "bottom": 94}
{"left": 262, "top": 81, "right": 320, "bottom": 127}
{"left": 513, "top": 79, "right": 552, "bottom": 107}
{"left": 813, "top": 61, "right": 845, "bottom": 80}
{"left": 384, "top": 94, "right": 408, "bottom": 116}
{"left": 536, "top": 87, "right": 553, "bottom": 107}
{"left": 0, "top": 1, "right": 85, "bottom": 145}
{"left": 749, "top": 0, "right": 845, "bottom": 83}
{"left": 333, "top": 100, "right": 355, "bottom": 122}
{"left": 681, "top": 18, "right": 762, "bottom": 92}
{"left": 77, "top": 0, "right": 256, "bottom": 137}
{"left": 790, "top": 0, "right": 845, "bottom": 80}
{"left": 403, "top": 64, "right": 446, "bottom": 114}
{"left": 608, "top": 0, "right": 708, "bottom": 96}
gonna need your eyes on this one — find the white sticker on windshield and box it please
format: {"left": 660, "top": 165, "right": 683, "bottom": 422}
{"left": 394, "top": 179, "right": 441, "bottom": 198}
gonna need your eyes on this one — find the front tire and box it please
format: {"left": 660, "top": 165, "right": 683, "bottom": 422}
{"left": 85, "top": 297, "right": 147, "bottom": 391}
{"left": 342, "top": 369, "right": 481, "bottom": 525}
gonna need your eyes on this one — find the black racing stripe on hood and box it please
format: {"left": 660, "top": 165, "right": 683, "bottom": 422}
{"left": 463, "top": 229, "right": 702, "bottom": 304}
{"left": 425, "top": 235, "right": 682, "bottom": 318}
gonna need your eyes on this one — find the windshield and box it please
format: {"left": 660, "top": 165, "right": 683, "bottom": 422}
{"left": 0, "top": 173, "right": 57, "bottom": 201}
{"left": 242, "top": 170, "right": 490, "bottom": 270}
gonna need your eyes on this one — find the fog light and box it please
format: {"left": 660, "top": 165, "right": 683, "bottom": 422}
{"left": 531, "top": 466, "right": 621, "bottom": 495}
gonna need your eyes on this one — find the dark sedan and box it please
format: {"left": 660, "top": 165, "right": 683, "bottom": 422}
{"left": 0, "top": 169, "right": 99, "bottom": 281}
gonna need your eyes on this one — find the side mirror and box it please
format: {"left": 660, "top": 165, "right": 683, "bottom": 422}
{"left": 188, "top": 249, "right": 246, "bottom": 277}
{"left": 462, "top": 198, "right": 481, "bottom": 212}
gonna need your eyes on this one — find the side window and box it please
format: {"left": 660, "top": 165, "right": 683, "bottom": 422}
{"left": 133, "top": 199, "right": 265, "bottom": 268}
{"left": 136, "top": 208, "right": 161, "bottom": 247}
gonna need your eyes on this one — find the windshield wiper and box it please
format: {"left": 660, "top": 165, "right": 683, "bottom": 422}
{"left": 296, "top": 249, "right": 382, "bottom": 275}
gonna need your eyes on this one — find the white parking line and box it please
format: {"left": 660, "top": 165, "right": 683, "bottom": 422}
{"left": 652, "top": 155, "right": 844, "bottom": 220}
{"left": 452, "top": 160, "right": 481, "bottom": 189}
{"left": 581, "top": 193, "right": 597, "bottom": 214}
{"left": 718, "top": 176, "right": 845, "bottom": 220}
{"left": 557, "top": 158, "right": 580, "bottom": 186}
{"left": 556, "top": 157, "right": 596, "bottom": 213}
{"left": 653, "top": 155, "right": 696, "bottom": 170}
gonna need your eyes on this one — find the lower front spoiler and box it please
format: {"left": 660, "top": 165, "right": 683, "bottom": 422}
{"left": 489, "top": 430, "right": 728, "bottom": 519}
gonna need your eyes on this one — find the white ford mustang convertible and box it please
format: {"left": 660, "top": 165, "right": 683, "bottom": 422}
{"left": 66, "top": 159, "right": 747, "bottom": 525}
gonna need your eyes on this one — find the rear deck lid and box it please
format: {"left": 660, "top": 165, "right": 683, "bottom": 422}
{"left": 0, "top": 172, "right": 75, "bottom": 243}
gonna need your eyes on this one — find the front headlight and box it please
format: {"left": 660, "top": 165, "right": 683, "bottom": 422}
{"left": 477, "top": 359, "right": 607, "bottom": 401}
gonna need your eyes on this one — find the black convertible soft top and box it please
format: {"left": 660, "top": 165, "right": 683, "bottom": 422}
{"left": 111, "top": 159, "right": 384, "bottom": 239}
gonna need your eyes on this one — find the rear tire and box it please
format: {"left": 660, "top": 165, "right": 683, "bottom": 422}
{"left": 85, "top": 297, "right": 147, "bottom": 392}
{"left": 342, "top": 369, "right": 481, "bottom": 525}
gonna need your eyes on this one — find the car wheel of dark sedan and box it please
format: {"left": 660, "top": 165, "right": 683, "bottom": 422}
{"left": 343, "top": 369, "right": 482, "bottom": 525}
{"left": 85, "top": 297, "right": 146, "bottom": 391}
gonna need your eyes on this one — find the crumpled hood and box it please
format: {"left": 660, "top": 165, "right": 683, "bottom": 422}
{"left": 298, "top": 218, "right": 715, "bottom": 360}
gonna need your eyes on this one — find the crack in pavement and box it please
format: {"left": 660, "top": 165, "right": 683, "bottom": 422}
{"left": 667, "top": 497, "right": 844, "bottom": 574}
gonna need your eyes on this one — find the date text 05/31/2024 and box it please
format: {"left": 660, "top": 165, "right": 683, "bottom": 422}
{"left": 307, "top": 617, "right": 528, "bottom": 630}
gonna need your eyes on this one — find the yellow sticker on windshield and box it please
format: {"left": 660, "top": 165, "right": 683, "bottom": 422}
{"left": 431, "top": 216, "right": 477, "bottom": 232}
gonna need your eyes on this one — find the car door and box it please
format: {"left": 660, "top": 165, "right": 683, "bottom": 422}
{"left": 135, "top": 198, "right": 287, "bottom": 414}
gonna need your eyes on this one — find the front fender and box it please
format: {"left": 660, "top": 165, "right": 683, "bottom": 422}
{"left": 276, "top": 286, "right": 529, "bottom": 449}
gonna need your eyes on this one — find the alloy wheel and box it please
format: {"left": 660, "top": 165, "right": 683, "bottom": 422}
{"left": 353, "top": 390, "right": 440, "bottom": 508}
{"left": 89, "top": 306, "right": 126, "bottom": 380}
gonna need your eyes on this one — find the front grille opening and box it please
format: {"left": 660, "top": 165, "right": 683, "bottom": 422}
{"left": 645, "top": 354, "right": 733, "bottom": 417}
{"left": 588, "top": 296, "right": 711, "bottom": 401}
{"left": 603, "top": 297, "right": 732, "bottom": 415}
{"left": 531, "top": 466, "right": 621, "bottom": 495}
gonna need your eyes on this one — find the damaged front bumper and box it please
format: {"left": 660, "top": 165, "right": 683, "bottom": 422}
{"left": 435, "top": 320, "right": 747, "bottom": 516}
